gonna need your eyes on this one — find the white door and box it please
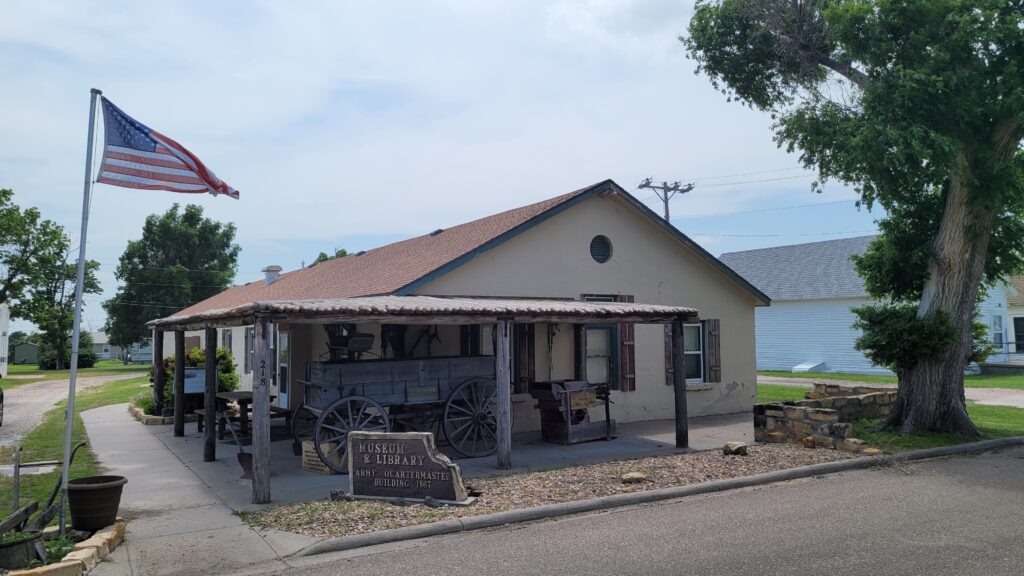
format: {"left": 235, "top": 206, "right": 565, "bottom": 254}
{"left": 277, "top": 330, "right": 289, "bottom": 408}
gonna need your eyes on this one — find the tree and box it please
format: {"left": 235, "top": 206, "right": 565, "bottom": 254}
{"left": 22, "top": 232, "right": 102, "bottom": 370}
{"left": 312, "top": 247, "right": 348, "bottom": 265}
{"left": 103, "top": 204, "right": 239, "bottom": 348}
{"left": 0, "top": 188, "right": 68, "bottom": 316}
{"left": 685, "top": 0, "right": 1024, "bottom": 435}
{"left": 38, "top": 330, "right": 98, "bottom": 370}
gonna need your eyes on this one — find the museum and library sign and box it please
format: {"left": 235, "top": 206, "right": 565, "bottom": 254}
{"left": 347, "top": 431, "right": 474, "bottom": 505}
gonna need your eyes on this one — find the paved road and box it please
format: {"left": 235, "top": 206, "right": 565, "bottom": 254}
{"left": 259, "top": 447, "right": 1024, "bottom": 576}
{"left": 0, "top": 373, "right": 144, "bottom": 447}
{"left": 759, "top": 375, "right": 1024, "bottom": 408}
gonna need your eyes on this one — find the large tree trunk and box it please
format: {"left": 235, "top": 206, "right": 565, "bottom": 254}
{"left": 880, "top": 161, "right": 992, "bottom": 436}
{"left": 881, "top": 118, "right": 1021, "bottom": 436}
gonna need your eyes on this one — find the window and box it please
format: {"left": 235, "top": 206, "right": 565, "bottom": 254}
{"left": 993, "top": 314, "right": 1004, "bottom": 349}
{"left": 590, "top": 235, "right": 613, "bottom": 263}
{"left": 584, "top": 325, "right": 618, "bottom": 389}
{"left": 683, "top": 324, "right": 703, "bottom": 383}
{"left": 221, "top": 328, "right": 233, "bottom": 352}
{"left": 244, "top": 327, "right": 254, "bottom": 374}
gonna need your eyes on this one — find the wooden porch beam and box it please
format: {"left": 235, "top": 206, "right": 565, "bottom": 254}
{"left": 671, "top": 317, "right": 689, "bottom": 448}
{"left": 496, "top": 318, "right": 512, "bottom": 470}
{"left": 252, "top": 316, "right": 273, "bottom": 504}
{"left": 173, "top": 330, "right": 185, "bottom": 437}
{"left": 152, "top": 328, "right": 165, "bottom": 414}
{"left": 203, "top": 326, "right": 217, "bottom": 462}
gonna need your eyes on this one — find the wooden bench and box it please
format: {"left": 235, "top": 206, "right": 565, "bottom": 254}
{"left": 195, "top": 406, "right": 292, "bottom": 438}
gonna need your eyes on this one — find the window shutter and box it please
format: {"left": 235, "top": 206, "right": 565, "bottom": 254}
{"left": 615, "top": 295, "right": 636, "bottom": 392}
{"left": 704, "top": 319, "right": 721, "bottom": 383}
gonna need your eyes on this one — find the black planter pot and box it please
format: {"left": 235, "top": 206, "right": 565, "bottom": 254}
{"left": 68, "top": 475, "right": 127, "bottom": 532}
{"left": 0, "top": 531, "right": 42, "bottom": 570}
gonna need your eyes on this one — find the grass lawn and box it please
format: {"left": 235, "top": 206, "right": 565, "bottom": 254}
{"left": 2, "top": 360, "right": 148, "bottom": 391}
{"left": 757, "top": 383, "right": 1024, "bottom": 452}
{"left": 758, "top": 370, "right": 1024, "bottom": 390}
{"left": 0, "top": 375, "right": 150, "bottom": 513}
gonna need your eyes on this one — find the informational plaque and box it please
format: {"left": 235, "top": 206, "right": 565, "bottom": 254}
{"left": 347, "top": 431, "right": 475, "bottom": 505}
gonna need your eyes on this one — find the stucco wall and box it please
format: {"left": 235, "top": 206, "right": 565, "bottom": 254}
{"left": 411, "top": 193, "right": 760, "bottom": 422}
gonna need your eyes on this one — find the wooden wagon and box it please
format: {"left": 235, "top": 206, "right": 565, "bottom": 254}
{"left": 293, "top": 356, "right": 498, "bottom": 473}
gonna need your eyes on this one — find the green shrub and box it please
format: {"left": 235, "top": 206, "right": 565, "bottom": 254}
{"left": 161, "top": 346, "right": 238, "bottom": 393}
{"left": 131, "top": 391, "right": 156, "bottom": 415}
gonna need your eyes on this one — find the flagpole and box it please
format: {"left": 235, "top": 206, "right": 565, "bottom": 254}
{"left": 60, "top": 87, "right": 102, "bottom": 535}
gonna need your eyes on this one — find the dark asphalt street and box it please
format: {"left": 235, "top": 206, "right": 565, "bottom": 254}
{"left": 261, "top": 446, "right": 1024, "bottom": 576}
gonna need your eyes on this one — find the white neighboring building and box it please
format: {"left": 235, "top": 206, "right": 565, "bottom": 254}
{"left": 721, "top": 236, "right": 1009, "bottom": 375}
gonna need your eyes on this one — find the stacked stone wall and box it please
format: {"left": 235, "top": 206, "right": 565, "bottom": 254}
{"left": 753, "top": 383, "right": 898, "bottom": 453}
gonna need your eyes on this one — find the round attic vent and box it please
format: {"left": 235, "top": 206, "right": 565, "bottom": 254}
{"left": 590, "top": 235, "right": 612, "bottom": 263}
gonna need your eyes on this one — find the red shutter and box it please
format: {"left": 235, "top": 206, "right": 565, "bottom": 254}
{"left": 704, "top": 319, "right": 721, "bottom": 383}
{"left": 616, "top": 295, "right": 636, "bottom": 392}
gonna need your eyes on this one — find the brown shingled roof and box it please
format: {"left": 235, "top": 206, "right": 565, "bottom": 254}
{"left": 170, "top": 182, "right": 601, "bottom": 318}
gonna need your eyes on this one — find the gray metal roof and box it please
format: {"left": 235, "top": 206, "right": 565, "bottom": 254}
{"left": 719, "top": 235, "right": 876, "bottom": 301}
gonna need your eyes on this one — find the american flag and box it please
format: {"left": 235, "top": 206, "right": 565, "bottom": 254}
{"left": 97, "top": 97, "right": 239, "bottom": 199}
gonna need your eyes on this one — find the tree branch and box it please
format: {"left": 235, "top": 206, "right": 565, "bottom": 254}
{"left": 817, "top": 54, "right": 870, "bottom": 90}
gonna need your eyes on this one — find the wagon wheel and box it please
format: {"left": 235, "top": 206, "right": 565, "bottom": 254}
{"left": 314, "top": 396, "right": 391, "bottom": 474}
{"left": 443, "top": 377, "right": 499, "bottom": 458}
{"left": 290, "top": 406, "right": 318, "bottom": 455}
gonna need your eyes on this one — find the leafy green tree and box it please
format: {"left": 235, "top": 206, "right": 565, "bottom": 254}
{"left": 38, "top": 330, "right": 98, "bottom": 370}
{"left": 103, "top": 204, "right": 239, "bottom": 349}
{"left": 0, "top": 188, "right": 68, "bottom": 316}
{"left": 312, "top": 247, "right": 348, "bottom": 265}
{"left": 685, "top": 0, "right": 1024, "bottom": 435}
{"left": 21, "top": 230, "right": 101, "bottom": 370}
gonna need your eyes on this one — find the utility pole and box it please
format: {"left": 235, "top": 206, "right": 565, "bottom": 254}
{"left": 638, "top": 178, "right": 694, "bottom": 221}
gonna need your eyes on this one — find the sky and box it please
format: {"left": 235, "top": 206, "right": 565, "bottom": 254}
{"left": 0, "top": 0, "right": 880, "bottom": 334}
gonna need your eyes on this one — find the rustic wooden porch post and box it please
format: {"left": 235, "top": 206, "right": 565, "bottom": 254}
{"left": 573, "top": 324, "right": 587, "bottom": 381}
{"left": 203, "top": 326, "right": 217, "bottom": 462}
{"left": 496, "top": 318, "right": 512, "bottom": 470}
{"left": 173, "top": 330, "right": 185, "bottom": 437}
{"left": 152, "top": 328, "right": 165, "bottom": 413}
{"left": 671, "top": 317, "right": 689, "bottom": 448}
{"left": 252, "top": 317, "right": 272, "bottom": 503}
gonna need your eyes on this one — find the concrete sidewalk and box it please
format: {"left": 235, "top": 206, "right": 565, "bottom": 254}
{"left": 82, "top": 403, "right": 751, "bottom": 575}
{"left": 83, "top": 404, "right": 318, "bottom": 576}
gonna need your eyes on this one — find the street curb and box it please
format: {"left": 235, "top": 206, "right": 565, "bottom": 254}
{"left": 292, "top": 436, "right": 1024, "bottom": 557}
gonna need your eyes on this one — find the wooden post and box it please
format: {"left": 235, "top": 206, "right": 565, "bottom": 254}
{"left": 671, "top": 318, "right": 689, "bottom": 448}
{"left": 252, "top": 317, "right": 272, "bottom": 504}
{"left": 173, "top": 330, "right": 185, "bottom": 437}
{"left": 573, "top": 324, "right": 587, "bottom": 381}
{"left": 152, "top": 328, "right": 165, "bottom": 414}
{"left": 203, "top": 327, "right": 217, "bottom": 462}
{"left": 496, "top": 318, "right": 512, "bottom": 470}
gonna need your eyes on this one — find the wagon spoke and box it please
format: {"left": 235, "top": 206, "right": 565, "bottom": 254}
{"left": 448, "top": 402, "right": 474, "bottom": 416}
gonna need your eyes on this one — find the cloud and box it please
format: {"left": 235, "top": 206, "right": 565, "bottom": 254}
{"left": 0, "top": 1, "right": 876, "bottom": 332}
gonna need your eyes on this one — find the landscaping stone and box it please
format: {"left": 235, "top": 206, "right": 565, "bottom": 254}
{"left": 828, "top": 423, "right": 853, "bottom": 438}
{"left": 73, "top": 535, "right": 110, "bottom": 559}
{"left": 621, "top": 472, "right": 648, "bottom": 484}
{"left": 722, "top": 442, "right": 748, "bottom": 456}
{"left": 8, "top": 560, "right": 84, "bottom": 576}
{"left": 783, "top": 406, "right": 806, "bottom": 420}
{"left": 62, "top": 548, "right": 98, "bottom": 571}
{"left": 812, "top": 436, "right": 835, "bottom": 449}
{"left": 765, "top": 431, "right": 786, "bottom": 443}
{"left": 839, "top": 438, "right": 866, "bottom": 453}
{"left": 863, "top": 448, "right": 884, "bottom": 457}
{"left": 808, "top": 409, "right": 838, "bottom": 423}
{"left": 801, "top": 436, "right": 816, "bottom": 449}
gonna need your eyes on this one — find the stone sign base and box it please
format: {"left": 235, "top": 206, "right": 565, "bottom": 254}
{"left": 347, "top": 431, "right": 476, "bottom": 506}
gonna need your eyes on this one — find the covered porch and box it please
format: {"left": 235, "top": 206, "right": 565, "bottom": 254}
{"left": 150, "top": 295, "right": 700, "bottom": 504}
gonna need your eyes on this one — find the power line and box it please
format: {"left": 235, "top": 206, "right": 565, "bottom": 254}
{"left": 684, "top": 166, "right": 807, "bottom": 182}
{"left": 684, "top": 229, "right": 876, "bottom": 238}
{"left": 698, "top": 174, "right": 814, "bottom": 189}
{"left": 674, "top": 198, "right": 858, "bottom": 218}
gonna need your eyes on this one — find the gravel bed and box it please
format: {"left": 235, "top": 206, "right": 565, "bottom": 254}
{"left": 243, "top": 444, "right": 852, "bottom": 538}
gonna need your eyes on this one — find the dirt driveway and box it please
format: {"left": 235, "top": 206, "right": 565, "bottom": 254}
{"left": 1, "top": 373, "right": 145, "bottom": 448}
